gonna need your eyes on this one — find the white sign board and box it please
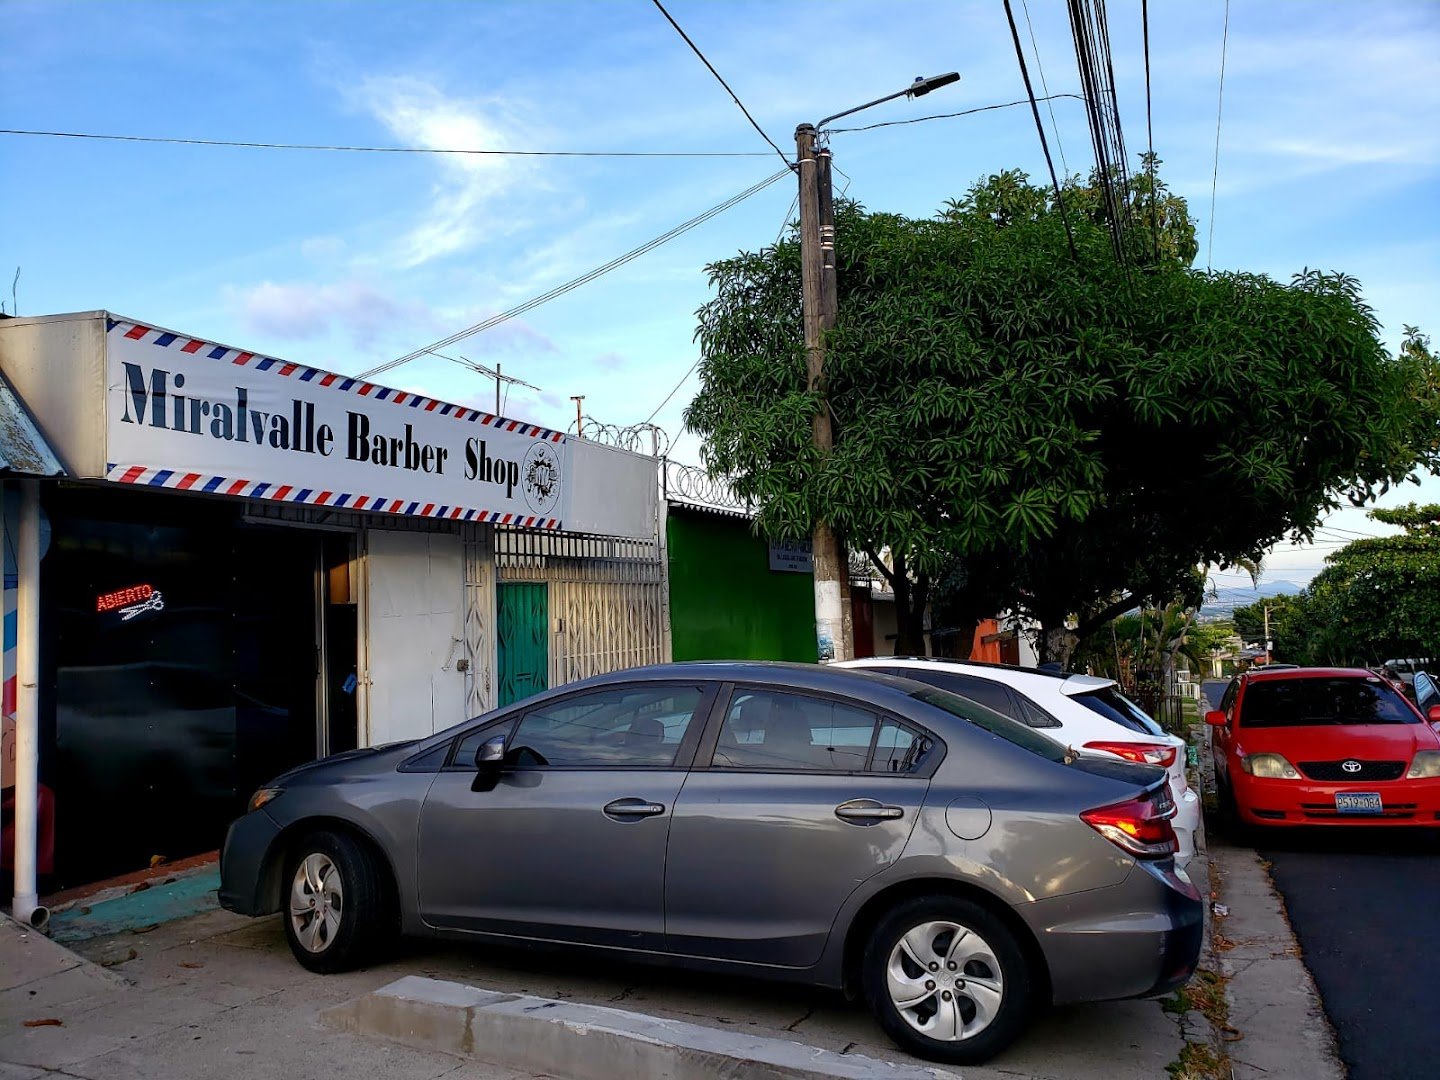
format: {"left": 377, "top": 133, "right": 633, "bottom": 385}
{"left": 768, "top": 539, "right": 814, "bottom": 573}
{"left": 104, "top": 318, "right": 568, "bottom": 528}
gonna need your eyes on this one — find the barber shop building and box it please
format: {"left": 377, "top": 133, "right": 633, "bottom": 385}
{"left": 0, "top": 311, "right": 665, "bottom": 910}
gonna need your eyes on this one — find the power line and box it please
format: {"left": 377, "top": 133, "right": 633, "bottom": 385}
{"left": 0, "top": 128, "right": 772, "bottom": 158}
{"left": 824, "top": 93, "right": 1084, "bottom": 133}
{"left": 1207, "top": 0, "right": 1231, "bottom": 271}
{"left": 644, "top": 357, "right": 702, "bottom": 424}
{"left": 648, "top": 0, "right": 789, "bottom": 167}
{"left": 1002, "top": 0, "right": 1079, "bottom": 260}
{"left": 1067, "top": 0, "right": 1134, "bottom": 264}
{"left": 773, "top": 190, "right": 799, "bottom": 248}
{"left": 1142, "top": 0, "right": 1159, "bottom": 262}
{"left": 358, "top": 167, "right": 791, "bottom": 381}
{"left": 1019, "top": 0, "right": 1071, "bottom": 176}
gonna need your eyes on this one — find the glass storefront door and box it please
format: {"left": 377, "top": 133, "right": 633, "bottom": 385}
{"left": 42, "top": 486, "right": 353, "bottom": 887}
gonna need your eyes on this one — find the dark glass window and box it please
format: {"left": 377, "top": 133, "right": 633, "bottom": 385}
{"left": 872, "top": 668, "right": 1023, "bottom": 721}
{"left": 1239, "top": 677, "right": 1419, "bottom": 728}
{"left": 872, "top": 718, "right": 930, "bottom": 774}
{"left": 713, "top": 690, "right": 878, "bottom": 772}
{"left": 508, "top": 685, "right": 703, "bottom": 767}
{"left": 911, "top": 688, "right": 1067, "bottom": 763}
{"left": 1011, "top": 691, "right": 1061, "bottom": 728}
{"left": 1415, "top": 671, "right": 1438, "bottom": 712}
{"left": 1072, "top": 687, "right": 1164, "bottom": 735}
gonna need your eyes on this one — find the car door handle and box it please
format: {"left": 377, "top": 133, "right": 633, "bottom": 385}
{"left": 603, "top": 798, "right": 667, "bottom": 820}
{"left": 834, "top": 800, "right": 905, "bottom": 823}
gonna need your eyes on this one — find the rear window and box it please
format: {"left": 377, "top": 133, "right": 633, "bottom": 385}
{"left": 911, "top": 688, "right": 1068, "bottom": 764}
{"left": 1072, "top": 687, "right": 1165, "bottom": 735}
{"left": 1240, "top": 677, "right": 1419, "bottom": 727}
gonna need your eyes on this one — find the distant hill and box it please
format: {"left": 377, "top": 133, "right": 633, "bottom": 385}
{"left": 1199, "top": 580, "right": 1306, "bottom": 620}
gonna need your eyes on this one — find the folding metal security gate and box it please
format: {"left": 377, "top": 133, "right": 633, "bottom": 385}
{"left": 493, "top": 527, "right": 667, "bottom": 692}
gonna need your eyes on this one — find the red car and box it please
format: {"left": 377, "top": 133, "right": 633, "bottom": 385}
{"left": 1208, "top": 667, "right": 1440, "bottom": 828}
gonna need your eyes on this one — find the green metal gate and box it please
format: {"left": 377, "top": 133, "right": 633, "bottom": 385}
{"left": 497, "top": 582, "right": 549, "bottom": 707}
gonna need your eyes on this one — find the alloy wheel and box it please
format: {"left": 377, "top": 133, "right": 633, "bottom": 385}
{"left": 885, "top": 919, "right": 1005, "bottom": 1041}
{"left": 289, "top": 852, "right": 344, "bottom": 953}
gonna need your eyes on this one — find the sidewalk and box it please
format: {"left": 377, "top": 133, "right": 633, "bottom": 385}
{"left": 0, "top": 785, "right": 1301, "bottom": 1080}
{"left": 0, "top": 910, "right": 534, "bottom": 1080}
{"left": 1, "top": 898, "right": 1193, "bottom": 1080}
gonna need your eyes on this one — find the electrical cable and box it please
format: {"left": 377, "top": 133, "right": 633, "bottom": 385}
{"left": 1142, "top": 0, "right": 1159, "bottom": 262}
{"left": 824, "top": 93, "right": 1084, "bottom": 133}
{"left": 0, "top": 128, "right": 771, "bottom": 158}
{"left": 1208, "top": 0, "right": 1231, "bottom": 271}
{"left": 1067, "top": 0, "right": 1129, "bottom": 263}
{"left": 359, "top": 166, "right": 792, "bottom": 381}
{"left": 773, "top": 191, "right": 799, "bottom": 248}
{"left": 644, "top": 357, "right": 702, "bottom": 424}
{"left": 1020, "top": 0, "right": 1071, "bottom": 177}
{"left": 1002, "top": 0, "right": 1079, "bottom": 261}
{"left": 648, "top": 0, "right": 790, "bottom": 167}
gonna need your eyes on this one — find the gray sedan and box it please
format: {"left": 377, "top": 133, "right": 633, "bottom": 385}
{"left": 220, "top": 662, "right": 1201, "bottom": 1065}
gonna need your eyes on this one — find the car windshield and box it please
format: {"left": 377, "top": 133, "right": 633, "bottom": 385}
{"left": 911, "top": 687, "right": 1068, "bottom": 763}
{"left": 1071, "top": 687, "right": 1166, "bottom": 736}
{"left": 1240, "top": 677, "right": 1419, "bottom": 728}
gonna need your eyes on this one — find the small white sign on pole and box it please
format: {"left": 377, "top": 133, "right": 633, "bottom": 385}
{"left": 768, "top": 539, "right": 814, "bottom": 573}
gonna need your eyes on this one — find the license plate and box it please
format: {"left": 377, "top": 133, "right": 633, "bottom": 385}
{"left": 1334, "top": 792, "right": 1382, "bottom": 814}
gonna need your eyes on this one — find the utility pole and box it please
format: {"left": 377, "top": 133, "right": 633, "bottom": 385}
{"left": 1263, "top": 604, "right": 1272, "bottom": 665}
{"left": 495, "top": 362, "right": 502, "bottom": 415}
{"left": 795, "top": 73, "right": 959, "bottom": 664}
{"left": 796, "top": 123, "right": 847, "bottom": 663}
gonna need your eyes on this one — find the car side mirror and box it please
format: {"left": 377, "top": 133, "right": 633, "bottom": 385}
{"left": 1428, "top": 704, "right": 1440, "bottom": 724}
{"left": 1204, "top": 709, "right": 1228, "bottom": 727}
{"left": 471, "top": 735, "right": 507, "bottom": 793}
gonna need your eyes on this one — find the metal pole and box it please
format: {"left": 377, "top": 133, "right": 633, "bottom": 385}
{"left": 796, "top": 124, "right": 848, "bottom": 663}
{"left": 495, "top": 362, "right": 502, "bottom": 416}
{"left": 12, "top": 479, "right": 47, "bottom": 929}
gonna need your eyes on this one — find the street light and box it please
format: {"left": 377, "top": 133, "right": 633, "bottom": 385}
{"left": 796, "top": 73, "right": 960, "bottom": 663}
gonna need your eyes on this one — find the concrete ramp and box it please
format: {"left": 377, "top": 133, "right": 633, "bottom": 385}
{"left": 322, "top": 974, "right": 962, "bottom": 1080}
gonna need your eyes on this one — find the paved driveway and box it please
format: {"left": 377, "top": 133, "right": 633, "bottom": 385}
{"left": 36, "top": 905, "right": 1190, "bottom": 1080}
{"left": 1259, "top": 828, "right": 1440, "bottom": 1080}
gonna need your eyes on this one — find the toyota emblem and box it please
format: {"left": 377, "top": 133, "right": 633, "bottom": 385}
{"left": 1341, "top": 760, "right": 1362, "bottom": 773}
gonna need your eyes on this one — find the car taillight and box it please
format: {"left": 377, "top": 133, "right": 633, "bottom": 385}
{"left": 1081, "top": 793, "right": 1178, "bottom": 859}
{"left": 1083, "top": 741, "right": 1179, "bottom": 769}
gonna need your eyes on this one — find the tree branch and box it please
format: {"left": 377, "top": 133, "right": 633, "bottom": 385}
{"left": 1077, "top": 593, "right": 1143, "bottom": 638}
{"left": 862, "top": 546, "right": 897, "bottom": 589}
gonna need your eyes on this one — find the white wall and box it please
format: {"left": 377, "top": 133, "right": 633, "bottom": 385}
{"left": 363, "top": 529, "right": 467, "bottom": 744}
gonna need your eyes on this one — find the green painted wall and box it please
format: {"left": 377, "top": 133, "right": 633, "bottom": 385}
{"left": 667, "top": 508, "right": 815, "bottom": 661}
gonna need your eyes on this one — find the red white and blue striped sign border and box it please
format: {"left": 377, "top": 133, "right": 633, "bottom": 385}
{"left": 102, "top": 463, "right": 562, "bottom": 529}
{"left": 105, "top": 318, "right": 564, "bottom": 443}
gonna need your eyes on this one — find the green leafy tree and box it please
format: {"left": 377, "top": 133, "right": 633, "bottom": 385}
{"left": 1302, "top": 503, "right": 1440, "bottom": 665}
{"left": 1233, "top": 593, "right": 1313, "bottom": 663}
{"left": 686, "top": 169, "right": 1440, "bottom": 659}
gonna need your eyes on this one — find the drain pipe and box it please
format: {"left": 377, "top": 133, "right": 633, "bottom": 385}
{"left": 12, "top": 479, "right": 48, "bottom": 931}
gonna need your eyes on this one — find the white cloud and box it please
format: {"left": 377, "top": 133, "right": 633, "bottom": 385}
{"left": 352, "top": 76, "right": 543, "bottom": 268}
{"left": 301, "top": 235, "right": 348, "bottom": 264}
{"left": 230, "top": 279, "right": 427, "bottom": 347}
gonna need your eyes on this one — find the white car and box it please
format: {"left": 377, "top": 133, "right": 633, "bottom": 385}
{"left": 839, "top": 658, "right": 1202, "bottom": 859}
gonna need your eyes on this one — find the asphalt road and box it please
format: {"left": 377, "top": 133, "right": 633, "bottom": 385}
{"left": 1258, "top": 828, "right": 1440, "bottom": 1080}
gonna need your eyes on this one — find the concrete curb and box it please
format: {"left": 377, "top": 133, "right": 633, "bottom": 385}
{"left": 1208, "top": 845, "right": 1343, "bottom": 1080}
{"left": 322, "top": 975, "right": 962, "bottom": 1080}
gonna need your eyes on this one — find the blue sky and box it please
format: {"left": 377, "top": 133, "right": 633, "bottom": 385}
{"left": 3, "top": 0, "right": 1437, "bottom": 585}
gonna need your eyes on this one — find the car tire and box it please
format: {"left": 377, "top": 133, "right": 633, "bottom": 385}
{"left": 861, "top": 895, "right": 1033, "bottom": 1065}
{"left": 1217, "top": 775, "right": 1260, "bottom": 846}
{"left": 281, "top": 829, "right": 394, "bottom": 973}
